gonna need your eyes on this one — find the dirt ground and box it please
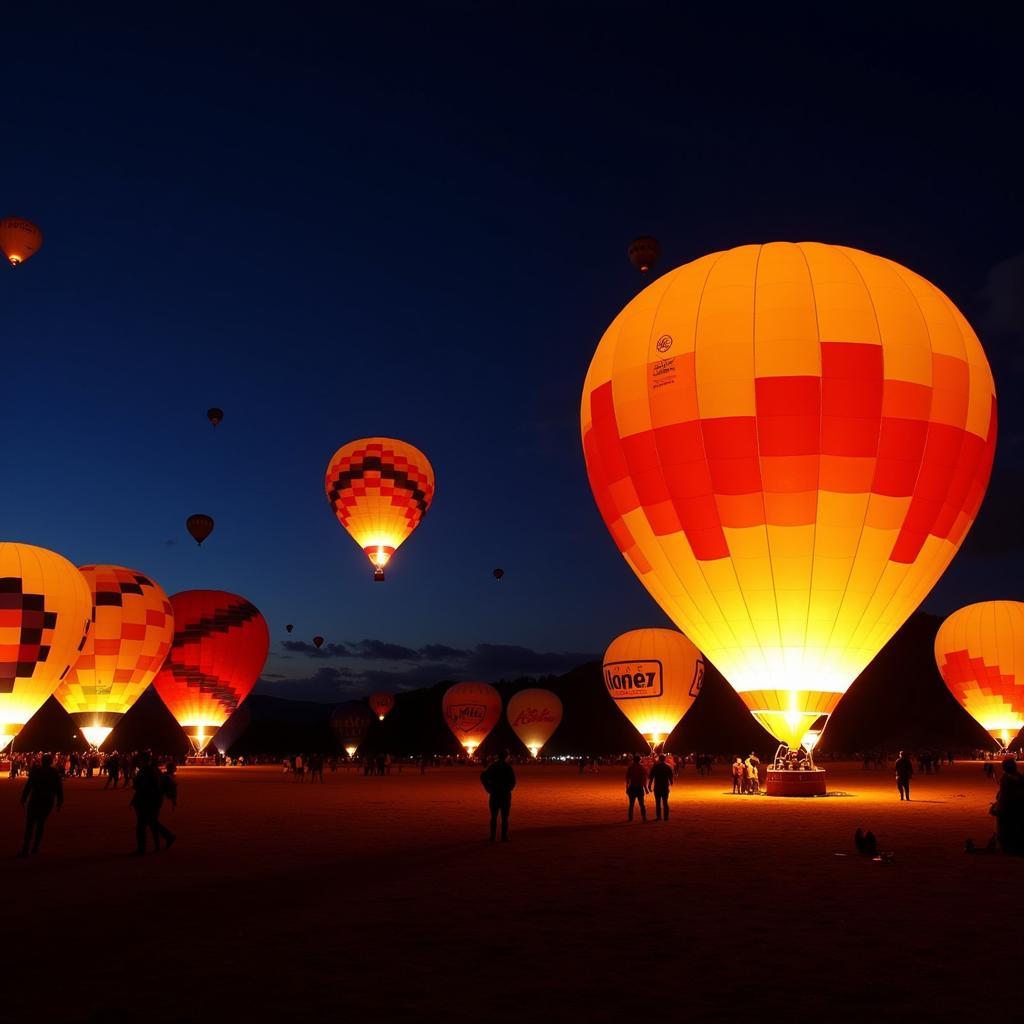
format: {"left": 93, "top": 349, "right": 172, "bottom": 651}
{"left": 3, "top": 761, "right": 1020, "bottom": 1023}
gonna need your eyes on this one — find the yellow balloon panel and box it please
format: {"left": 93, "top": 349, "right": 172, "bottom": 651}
{"left": 54, "top": 565, "right": 174, "bottom": 722}
{"left": 583, "top": 243, "right": 997, "bottom": 747}
{"left": 935, "top": 601, "right": 1024, "bottom": 746}
{"left": 0, "top": 542, "right": 92, "bottom": 745}
{"left": 602, "top": 628, "right": 704, "bottom": 746}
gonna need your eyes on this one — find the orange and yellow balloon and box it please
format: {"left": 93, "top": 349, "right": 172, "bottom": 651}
{"left": 325, "top": 437, "right": 435, "bottom": 581}
{"left": 442, "top": 681, "right": 501, "bottom": 756}
{"left": 935, "top": 601, "right": 1024, "bottom": 749}
{"left": 582, "top": 242, "right": 997, "bottom": 750}
{"left": 507, "top": 688, "right": 563, "bottom": 756}
{"left": 603, "top": 629, "right": 704, "bottom": 748}
{"left": 0, "top": 543, "right": 92, "bottom": 751}
{"left": 54, "top": 565, "right": 175, "bottom": 749}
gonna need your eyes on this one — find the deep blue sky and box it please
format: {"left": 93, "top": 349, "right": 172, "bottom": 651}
{"left": 3, "top": 8, "right": 1022, "bottom": 699}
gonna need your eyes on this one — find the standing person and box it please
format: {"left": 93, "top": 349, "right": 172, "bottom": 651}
{"left": 130, "top": 752, "right": 176, "bottom": 854}
{"left": 649, "top": 754, "right": 674, "bottom": 821}
{"left": 18, "top": 754, "right": 63, "bottom": 857}
{"left": 745, "top": 752, "right": 761, "bottom": 795}
{"left": 992, "top": 758, "right": 1024, "bottom": 855}
{"left": 104, "top": 751, "right": 121, "bottom": 790}
{"left": 895, "top": 750, "right": 914, "bottom": 801}
{"left": 731, "top": 757, "right": 744, "bottom": 794}
{"left": 625, "top": 754, "right": 648, "bottom": 822}
{"left": 480, "top": 749, "right": 516, "bottom": 842}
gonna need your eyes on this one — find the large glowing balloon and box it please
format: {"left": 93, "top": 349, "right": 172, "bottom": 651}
{"left": 582, "top": 242, "right": 997, "bottom": 750}
{"left": 442, "top": 682, "right": 501, "bottom": 756}
{"left": 507, "top": 688, "right": 563, "bottom": 756}
{"left": 0, "top": 543, "right": 92, "bottom": 751}
{"left": 54, "top": 565, "right": 175, "bottom": 748}
{"left": 935, "top": 601, "right": 1024, "bottom": 748}
{"left": 325, "top": 437, "right": 435, "bottom": 581}
{"left": 330, "top": 700, "right": 374, "bottom": 756}
{"left": 603, "top": 629, "right": 704, "bottom": 748}
{"left": 0, "top": 217, "right": 43, "bottom": 267}
{"left": 152, "top": 590, "right": 269, "bottom": 753}
{"left": 369, "top": 691, "right": 395, "bottom": 721}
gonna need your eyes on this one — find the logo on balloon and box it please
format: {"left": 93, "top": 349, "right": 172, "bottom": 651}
{"left": 655, "top": 335, "right": 672, "bottom": 353}
{"left": 511, "top": 707, "right": 555, "bottom": 727}
{"left": 689, "top": 658, "right": 705, "bottom": 698}
{"left": 448, "top": 703, "right": 487, "bottom": 733}
{"left": 604, "top": 660, "right": 663, "bottom": 699}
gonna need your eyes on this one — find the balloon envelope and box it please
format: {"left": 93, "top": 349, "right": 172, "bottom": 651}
{"left": 186, "top": 514, "right": 214, "bottom": 545}
{"left": 603, "top": 629, "right": 703, "bottom": 747}
{"left": 493, "top": 568, "right": 504, "bottom": 581}
{"left": 507, "top": 688, "right": 562, "bottom": 755}
{"left": 442, "top": 682, "right": 501, "bottom": 754}
{"left": 628, "top": 236, "right": 660, "bottom": 273}
{"left": 935, "top": 601, "right": 1024, "bottom": 748}
{"left": 0, "top": 543, "right": 92, "bottom": 750}
{"left": 152, "top": 590, "right": 269, "bottom": 753}
{"left": 54, "top": 565, "right": 175, "bottom": 748}
{"left": 325, "top": 437, "right": 434, "bottom": 580}
{"left": 582, "top": 242, "right": 997, "bottom": 750}
{"left": 313, "top": 636, "right": 324, "bottom": 649}
{"left": 207, "top": 407, "right": 223, "bottom": 427}
{"left": 0, "top": 217, "right": 43, "bottom": 267}
{"left": 331, "top": 700, "right": 374, "bottom": 755}
{"left": 369, "top": 691, "right": 395, "bottom": 721}
{"left": 285, "top": 623, "right": 294, "bottom": 633}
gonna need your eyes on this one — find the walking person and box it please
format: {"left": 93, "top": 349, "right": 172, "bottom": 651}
{"left": 480, "top": 749, "right": 516, "bottom": 842}
{"left": 18, "top": 753, "right": 63, "bottom": 857}
{"left": 649, "top": 753, "right": 674, "bottom": 821}
{"left": 625, "top": 754, "right": 648, "bottom": 822}
{"left": 130, "top": 752, "right": 176, "bottom": 854}
{"left": 895, "top": 750, "right": 914, "bottom": 801}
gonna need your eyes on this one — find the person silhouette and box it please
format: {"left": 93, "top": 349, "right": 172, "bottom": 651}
{"left": 993, "top": 757, "right": 1024, "bottom": 855}
{"left": 130, "top": 752, "right": 176, "bottom": 854}
{"left": 894, "top": 750, "right": 914, "bottom": 801}
{"left": 625, "top": 754, "right": 648, "bottom": 822}
{"left": 480, "top": 749, "right": 516, "bottom": 842}
{"left": 18, "top": 754, "right": 63, "bottom": 857}
{"left": 649, "top": 753, "right": 674, "bottom": 821}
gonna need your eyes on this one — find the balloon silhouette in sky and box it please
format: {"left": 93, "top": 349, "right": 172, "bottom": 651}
{"left": 0, "top": 217, "right": 43, "bottom": 267}
{"left": 603, "top": 628, "right": 704, "bottom": 749}
{"left": 936, "top": 601, "right": 1024, "bottom": 749}
{"left": 582, "top": 242, "right": 997, "bottom": 751}
{"left": 186, "top": 514, "right": 214, "bottom": 546}
{"left": 628, "top": 235, "right": 660, "bottom": 274}
{"left": 325, "top": 437, "right": 435, "bottom": 581}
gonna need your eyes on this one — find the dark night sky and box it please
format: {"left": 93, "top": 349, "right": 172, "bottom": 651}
{"left": 3, "top": 7, "right": 1022, "bottom": 700}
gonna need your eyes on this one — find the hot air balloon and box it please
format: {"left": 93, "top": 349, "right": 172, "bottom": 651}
{"left": 628, "top": 236, "right": 660, "bottom": 274}
{"left": 369, "top": 691, "right": 395, "bottom": 721}
{"left": 207, "top": 407, "right": 223, "bottom": 427}
{"left": 331, "top": 700, "right": 374, "bottom": 756}
{"left": 0, "top": 217, "right": 43, "bottom": 267}
{"left": 325, "top": 437, "right": 435, "bottom": 581}
{"left": 507, "top": 688, "right": 563, "bottom": 756}
{"left": 152, "top": 590, "right": 269, "bottom": 754}
{"left": 186, "top": 514, "right": 214, "bottom": 545}
{"left": 285, "top": 623, "right": 294, "bottom": 633}
{"left": 442, "top": 682, "right": 501, "bottom": 756}
{"left": 53, "top": 565, "right": 175, "bottom": 749}
{"left": 935, "top": 601, "right": 1024, "bottom": 749}
{"left": 493, "top": 568, "right": 505, "bottom": 581}
{"left": 313, "top": 635, "right": 324, "bottom": 649}
{"left": 0, "top": 543, "right": 92, "bottom": 752}
{"left": 582, "top": 242, "right": 997, "bottom": 754}
{"left": 602, "top": 630, "right": 703, "bottom": 749}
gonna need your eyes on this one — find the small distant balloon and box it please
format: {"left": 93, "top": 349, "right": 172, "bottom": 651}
{"left": 369, "top": 692, "right": 396, "bottom": 721}
{"left": 627, "top": 235, "right": 660, "bottom": 273}
{"left": 493, "top": 568, "right": 504, "bottom": 581}
{"left": 313, "top": 636, "right": 325, "bottom": 649}
{"left": 207, "top": 408, "right": 224, "bottom": 427}
{"left": 186, "top": 514, "right": 214, "bottom": 545}
{"left": 0, "top": 217, "right": 43, "bottom": 267}
{"left": 285, "top": 623, "right": 294, "bottom": 633}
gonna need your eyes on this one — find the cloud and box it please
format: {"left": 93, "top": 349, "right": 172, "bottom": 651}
{"left": 420, "top": 643, "right": 469, "bottom": 660}
{"left": 255, "top": 667, "right": 365, "bottom": 701}
{"left": 465, "top": 643, "right": 595, "bottom": 676}
{"left": 350, "top": 639, "right": 421, "bottom": 661}
{"left": 281, "top": 640, "right": 352, "bottom": 658}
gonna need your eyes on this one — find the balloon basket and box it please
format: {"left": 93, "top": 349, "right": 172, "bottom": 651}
{"left": 185, "top": 755, "right": 211, "bottom": 766}
{"left": 765, "top": 768, "right": 827, "bottom": 797}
